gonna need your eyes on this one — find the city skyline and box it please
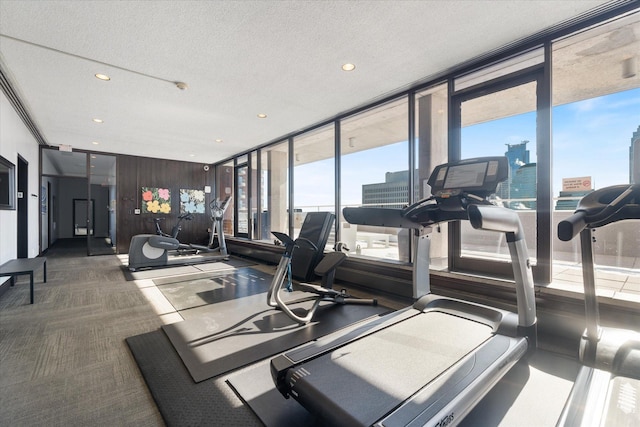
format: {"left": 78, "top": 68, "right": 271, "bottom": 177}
{"left": 293, "top": 88, "right": 640, "bottom": 209}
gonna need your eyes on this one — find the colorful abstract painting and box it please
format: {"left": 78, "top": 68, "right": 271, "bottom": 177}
{"left": 141, "top": 187, "right": 171, "bottom": 214}
{"left": 180, "top": 189, "right": 206, "bottom": 214}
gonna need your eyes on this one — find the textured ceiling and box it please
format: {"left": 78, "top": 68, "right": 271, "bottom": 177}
{"left": 0, "top": 0, "right": 613, "bottom": 167}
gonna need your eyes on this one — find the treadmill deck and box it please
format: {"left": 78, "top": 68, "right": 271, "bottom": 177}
{"left": 285, "top": 311, "right": 500, "bottom": 426}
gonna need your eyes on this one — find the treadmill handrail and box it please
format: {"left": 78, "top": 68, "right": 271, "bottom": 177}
{"left": 558, "top": 184, "right": 640, "bottom": 241}
{"left": 469, "top": 204, "right": 536, "bottom": 329}
{"left": 468, "top": 204, "right": 524, "bottom": 241}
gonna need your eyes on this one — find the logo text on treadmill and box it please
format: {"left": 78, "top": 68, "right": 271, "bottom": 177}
{"left": 435, "top": 412, "right": 454, "bottom": 427}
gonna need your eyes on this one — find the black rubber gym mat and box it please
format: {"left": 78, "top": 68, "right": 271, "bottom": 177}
{"left": 126, "top": 329, "right": 262, "bottom": 427}
{"left": 154, "top": 268, "right": 272, "bottom": 311}
{"left": 227, "top": 360, "right": 320, "bottom": 427}
{"left": 163, "top": 294, "right": 390, "bottom": 382}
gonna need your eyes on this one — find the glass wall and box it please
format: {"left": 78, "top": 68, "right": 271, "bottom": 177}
{"left": 340, "top": 97, "right": 409, "bottom": 261}
{"left": 552, "top": 12, "right": 640, "bottom": 294}
{"left": 293, "top": 125, "right": 335, "bottom": 247}
{"left": 213, "top": 8, "right": 639, "bottom": 299}
{"left": 88, "top": 154, "right": 116, "bottom": 255}
{"left": 250, "top": 151, "right": 259, "bottom": 240}
{"left": 215, "top": 160, "right": 234, "bottom": 235}
{"left": 235, "top": 154, "right": 249, "bottom": 237}
{"left": 458, "top": 80, "right": 539, "bottom": 262}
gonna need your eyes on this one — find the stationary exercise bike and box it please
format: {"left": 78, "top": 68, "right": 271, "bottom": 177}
{"left": 127, "top": 196, "right": 232, "bottom": 271}
{"left": 267, "top": 230, "right": 377, "bottom": 325}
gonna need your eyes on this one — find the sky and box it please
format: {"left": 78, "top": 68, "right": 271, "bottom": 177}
{"left": 293, "top": 87, "right": 640, "bottom": 209}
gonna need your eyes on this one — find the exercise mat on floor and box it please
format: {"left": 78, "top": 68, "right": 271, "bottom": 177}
{"left": 163, "top": 294, "right": 390, "bottom": 382}
{"left": 153, "top": 267, "right": 272, "bottom": 311}
{"left": 126, "top": 329, "right": 262, "bottom": 427}
{"left": 227, "top": 359, "right": 320, "bottom": 427}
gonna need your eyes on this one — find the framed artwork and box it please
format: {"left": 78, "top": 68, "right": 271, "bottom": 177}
{"left": 141, "top": 187, "right": 171, "bottom": 214}
{"left": 180, "top": 189, "right": 206, "bottom": 213}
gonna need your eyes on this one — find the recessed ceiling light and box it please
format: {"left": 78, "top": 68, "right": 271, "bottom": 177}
{"left": 189, "top": 154, "right": 195, "bottom": 157}
{"left": 92, "top": 141, "right": 100, "bottom": 145}
{"left": 92, "top": 118, "right": 103, "bottom": 123}
{"left": 257, "top": 113, "right": 267, "bottom": 118}
{"left": 95, "top": 73, "right": 110, "bottom": 81}
{"left": 215, "top": 139, "right": 223, "bottom": 143}
{"left": 342, "top": 63, "right": 356, "bottom": 71}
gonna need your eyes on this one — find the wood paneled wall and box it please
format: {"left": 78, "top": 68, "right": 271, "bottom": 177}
{"left": 116, "top": 155, "right": 214, "bottom": 254}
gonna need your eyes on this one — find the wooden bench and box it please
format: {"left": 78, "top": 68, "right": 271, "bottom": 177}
{"left": 0, "top": 257, "right": 47, "bottom": 304}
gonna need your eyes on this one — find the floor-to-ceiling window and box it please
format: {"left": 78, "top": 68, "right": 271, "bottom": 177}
{"left": 292, "top": 124, "right": 335, "bottom": 247}
{"left": 234, "top": 154, "right": 249, "bottom": 237}
{"left": 340, "top": 97, "right": 409, "bottom": 261}
{"left": 250, "top": 151, "right": 259, "bottom": 240}
{"left": 213, "top": 7, "right": 639, "bottom": 302}
{"left": 551, "top": 11, "right": 640, "bottom": 295}
{"left": 450, "top": 48, "right": 547, "bottom": 280}
{"left": 215, "top": 160, "right": 234, "bottom": 236}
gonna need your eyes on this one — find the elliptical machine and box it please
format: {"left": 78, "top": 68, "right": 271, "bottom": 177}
{"left": 127, "top": 196, "right": 232, "bottom": 271}
{"left": 205, "top": 196, "right": 232, "bottom": 254}
{"left": 152, "top": 212, "right": 193, "bottom": 239}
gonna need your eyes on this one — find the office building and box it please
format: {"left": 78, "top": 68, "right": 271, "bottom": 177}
{"left": 632, "top": 125, "right": 640, "bottom": 184}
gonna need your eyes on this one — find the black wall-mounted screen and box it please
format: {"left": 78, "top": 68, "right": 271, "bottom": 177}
{"left": 0, "top": 155, "right": 15, "bottom": 210}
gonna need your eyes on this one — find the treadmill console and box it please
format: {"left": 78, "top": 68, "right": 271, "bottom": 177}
{"left": 402, "top": 157, "right": 509, "bottom": 223}
{"left": 428, "top": 156, "right": 509, "bottom": 199}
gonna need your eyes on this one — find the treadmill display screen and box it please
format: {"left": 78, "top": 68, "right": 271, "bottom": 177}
{"left": 443, "top": 162, "right": 487, "bottom": 189}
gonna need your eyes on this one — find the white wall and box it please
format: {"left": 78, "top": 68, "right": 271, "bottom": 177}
{"left": 0, "top": 90, "right": 41, "bottom": 265}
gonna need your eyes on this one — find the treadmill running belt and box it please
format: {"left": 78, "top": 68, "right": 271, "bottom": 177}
{"left": 286, "top": 312, "right": 492, "bottom": 426}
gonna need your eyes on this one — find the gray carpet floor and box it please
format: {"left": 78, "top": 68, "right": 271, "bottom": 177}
{"left": 0, "top": 240, "right": 166, "bottom": 426}
{"left": 0, "top": 240, "right": 262, "bottom": 426}
{"left": 0, "top": 240, "right": 408, "bottom": 426}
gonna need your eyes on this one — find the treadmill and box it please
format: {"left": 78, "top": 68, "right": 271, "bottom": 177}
{"left": 270, "top": 156, "right": 537, "bottom": 427}
{"left": 556, "top": 184, "right": 640, "bottom": 426}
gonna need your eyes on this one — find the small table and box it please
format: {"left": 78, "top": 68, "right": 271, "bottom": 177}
{"left": 0, "top": 257, "right": 47, "bottom": 304}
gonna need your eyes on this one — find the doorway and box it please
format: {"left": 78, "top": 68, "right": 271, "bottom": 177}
{"left": 17, "top": 156, "right": 28, "bottom": 258}
{"left": 41, "top": 148, "right": 117, "bottom": 256}
{"left": 450, "top": 65, "right": 548, "bottom": 281}
{"left": 88, "top": 154, "right": 116, "bottom": 255}
{"left": 234, "top": 161, "right": 250, "bottom": 238}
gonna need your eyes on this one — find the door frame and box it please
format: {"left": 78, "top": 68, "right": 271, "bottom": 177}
{"left": 17, "top": 155, "right": 28, "bottom": 258}
{"left": 449, "top": 65, "right": 551, "bottom": 283}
